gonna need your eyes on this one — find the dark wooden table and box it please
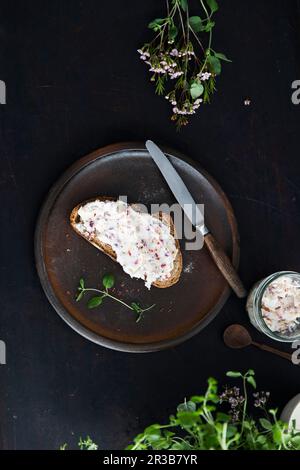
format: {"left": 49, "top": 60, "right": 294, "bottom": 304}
{"left": 1, "top": 0, "right": 300, "bottom": 450}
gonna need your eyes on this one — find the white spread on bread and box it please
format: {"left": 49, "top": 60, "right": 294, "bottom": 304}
{"left": 76, "top": 200, "right": 178, "bottom": 289}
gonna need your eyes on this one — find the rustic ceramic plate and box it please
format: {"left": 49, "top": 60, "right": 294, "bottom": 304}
{"left": 35, "top": 143, "right": 240, "bottom": 352}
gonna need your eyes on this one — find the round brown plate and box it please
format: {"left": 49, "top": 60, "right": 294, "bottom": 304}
{"left": 35, "top": 143, "right": 240, "bottom": 352}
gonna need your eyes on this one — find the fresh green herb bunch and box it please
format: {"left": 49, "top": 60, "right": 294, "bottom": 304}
{"left": 127, "top": 370, "right": 300, "bottom": 450}
{"left": 138, "top": 0, "right": 230, "bottom": 129}
{"left": 60, "top": 436, "right": 98, "bottom": 451}
{"left": 76, "top": 274, "right": 155, "bottom": 323}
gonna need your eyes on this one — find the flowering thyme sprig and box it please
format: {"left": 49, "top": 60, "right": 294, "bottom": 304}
{"left": 253, "top": 391, "right": 270, "bottom": 408}
{"left": 138, "top": 0, "right": 231, "bottom": 129}
{"left": 219, "top": 385, "right": 245, "bottom": 422}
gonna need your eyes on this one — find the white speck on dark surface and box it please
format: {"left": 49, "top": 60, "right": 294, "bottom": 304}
{"left": 184, "top": 261, "right": 194, "bottom": 273}
{"left": 140, "top": 187, "right": 166, "bottom": 201}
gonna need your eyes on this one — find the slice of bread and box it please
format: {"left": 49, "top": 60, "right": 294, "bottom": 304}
{"left": 70, "top": 197, "right": 182, "bottom": 288}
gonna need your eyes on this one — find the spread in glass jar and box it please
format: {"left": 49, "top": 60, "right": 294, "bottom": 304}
{"left": 246, "top": 271, "right": 300, "bottom": 342}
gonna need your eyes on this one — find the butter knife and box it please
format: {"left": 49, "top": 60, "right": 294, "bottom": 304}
{"left": 145, "top": 140, "right": 247, "bottom": 298}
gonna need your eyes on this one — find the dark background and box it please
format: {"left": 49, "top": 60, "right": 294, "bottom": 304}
{"left": 1, "top": 0, "right": 300, "bottom": 450}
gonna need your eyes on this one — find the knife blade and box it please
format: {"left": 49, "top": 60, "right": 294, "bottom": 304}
{"left": 145, "top": 140, "right": 247, "bottom": 298}
{"left": 145, "top": 140, "right": 208, "bottom": 236}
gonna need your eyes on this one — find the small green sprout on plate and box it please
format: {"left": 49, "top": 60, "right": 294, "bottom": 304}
{"left": 76, "top": 274, "right": 155, "bottom": 323}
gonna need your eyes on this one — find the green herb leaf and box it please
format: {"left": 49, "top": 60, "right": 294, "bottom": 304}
{"left": 226, "top": 371, "right": 242, "bottom": 378}
{"left": 259, "top": 418, "right": 272, "bottom": 431}
{"left": 256, "top": 435, "right": 267, "bottom": 445}
{"left": 155, "top": 76, "right": 165, "bottom": 95}
{"left": 291, "top": 435, "right": 300, "bottom": 448}
{"left": 207, "top": 55, "right": 221, "bottom": 75}
{"left": 148, "top": 18, "right": 166, "bottom": 31}
{"left": 102, "top": 273, "right": 115, "bottom": 290}
{"left": 214, "top": 52, "right": 232, "bottom": 62}
{"left": 170, "top": 440, "right": 193, "bottom": 450}
{"left": 87, "top": 296, "right": 103, "bottom": 309}
{"left": 268, "top": 408, "right": 278, "bottom": 419}
{"left": 179, "top": 0, "right": 188, "bottom": 12}
{"left": 78, "top": 436, "right": 98, "bottom": 450}
{"left": 227, "top": 424, "right": 238, "bottom": 438}
{"left": 144, "top": 425, "right": 161, "bottom": 443}
{"left": 204, "top": 21, "right": 215, "bottom": 32}
{"left": 177, "top": 411, "right": 199, "bottom": 427}
{"left": 272, "top": 424, "right": 283, "bottom": 445}
{"left": 190, "top": 81, "right": 204, "bottom": 99}
{"left": 216, "top": 412, "right": 230, "bottom": 422}
{"left": 169, "top": 24, "right": 178, "bottom": 40}
{"left": 177, "top": 401, "right": 196, "bottom": 413}
{"left": 205, "top": 0, "right": 219, "bottom": 14}
{"left": 190, "top": 395, "right": 205, "bottom": 403}
{"left": 76, "top": 291, "right": 84, "bottom": 302}
{"left": 79, "top": 278, "right": 85, "bottom": 289}
{"left": 246, "top": 376, "right": 257, "bottom": 389}
{"left": 188, "top": 16, "right": 204, "bottom": 32}
{"left": 207, "top": 377, "right": 217, "bottom": 387}
{"left": 131, "top": 302, "right": 142, "bottom": 313}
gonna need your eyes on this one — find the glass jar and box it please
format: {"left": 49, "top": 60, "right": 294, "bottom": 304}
{"left": 246, "top": 271, "right": 300, "bottom": 342}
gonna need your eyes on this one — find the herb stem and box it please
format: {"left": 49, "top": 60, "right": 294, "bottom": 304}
{"left": 176, "top": 0, "right": 186, "bottom": 42}
{"left": 160, "top": 3, "right": 177, "bottom": 50}
{"left": 141, "top": 304, "right": 156, "bottom": 313}
{"left": 188, "top": 26, "right": 205, "bottom": 53}
{"left": 200, "top": 0, "right": 210, "bottom": 19}
{"left": 185, "top": 1, "right": 190, "bottom": 79}
{"left": 82, "top": 288, "right": 135, "bottom": 311}
{"left": 130, "top": 435, "right": 147, "bottom": 451}
{"left": 241, "top": 375, "right": 248, "bottom": 435}
{"left": 221, "top": 422, "right": 228, "bottom": 450}
{"left": 166, "top": 0, "right": 170, "bottom": 16}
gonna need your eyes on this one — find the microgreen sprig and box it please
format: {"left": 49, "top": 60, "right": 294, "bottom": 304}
{"left": 138, "top": 0, "right": 231, "bottom": 129}
{"left": 76, "top": 274, "right": 155, "bottom": 323}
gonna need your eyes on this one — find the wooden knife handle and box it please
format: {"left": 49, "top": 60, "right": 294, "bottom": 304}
{"left": 204, "top": 233, "right": 247, "bottom": 298}
{"left": 252, "top": 341, "right": 292, "bottom": 362}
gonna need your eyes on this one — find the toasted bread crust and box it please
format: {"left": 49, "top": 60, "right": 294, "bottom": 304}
{"left": 70, "top": 197, "right": 182, "bottom": 288}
